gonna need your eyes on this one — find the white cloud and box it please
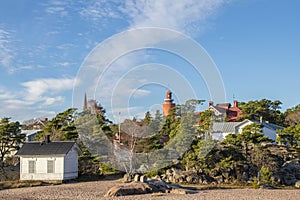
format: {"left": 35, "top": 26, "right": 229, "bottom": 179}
{"left": 43, "top": 96, "right": 64, "bottom": 106}
{"left": 0, "top": 89, "right": 15, "bottom": 100}
{"left": 44, "top": 1, "right": 69, "bottom": 17}
{"left": 57, "top": 62, "right": 71, "bottom": 67}
{"left": 79, "top": 0, "right": 228, "bottom": 34}
{"left": 0, "top": 77, "right": 78, "bottom": 121}
{"left": 0, "top": 28, "right": 15, "bottom": 73}
{"left": 21, "top": 78, "right": 76, "bottom": 102}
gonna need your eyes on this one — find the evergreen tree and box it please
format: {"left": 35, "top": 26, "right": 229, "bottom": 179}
{"left": 238, "top": 99, "right": 284, "bottom": 125}
{"left": 35, "top": 108, "right": 78, "bottom": 141}
{"left": 0, "top": 117, "right": 25, "bottom": 172}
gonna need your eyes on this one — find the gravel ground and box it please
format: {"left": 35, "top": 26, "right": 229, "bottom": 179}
{"left": 0, "top": 180, "right": 300, "bottom": 200}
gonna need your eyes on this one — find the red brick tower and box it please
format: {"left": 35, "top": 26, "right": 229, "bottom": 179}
{"left": 163, "top": 91, "right": 175, "bottom": 116}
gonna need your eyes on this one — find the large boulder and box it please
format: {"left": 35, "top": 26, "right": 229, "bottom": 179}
{"left": 105, "top": 182, "right": 153, "bottom": 197}
{"left": 280, "top": 160, "right": 300, "bottom": 186}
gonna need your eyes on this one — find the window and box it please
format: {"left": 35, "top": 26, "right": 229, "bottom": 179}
{"left": 28, "top": 160, "right": 35, "bottom": 173}
{"left": 47, "top": 160, "right": 55, "bottom": 173}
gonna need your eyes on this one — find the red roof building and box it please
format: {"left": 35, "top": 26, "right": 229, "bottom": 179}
{"left": 209, "top": 100, "right": 242, "bottom": 122}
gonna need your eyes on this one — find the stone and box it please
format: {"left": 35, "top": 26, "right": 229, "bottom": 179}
{"left": 260, "top": 184, "right": 274, "bottom": 189}
{"left": 295, "top": 180, "right": 300, "bottom": 188}
{"left": 166, "top": 169, "right": 173, "bottom": 176}
{"left": 161, "top": 174, "right": 167, "bottom": 181}
{"left": 215, "top": 175, "right": 224, "bottom": 184}
{"left": 153, "top": 175, "right": 161, "bottom": 181}
{"left": 134, "top": 174, "right": 140, "bottom": 182}
{"left": 186, "top": 176, "right": 193, "bottom": 184}
{"left": 140, "top": 175, "right": 147, "bottom": 183}
{"left": 105, "top": 182, "right": 153, "bottom": 197}
{"left": 170, "top": 188, "right": 187, "bottom": 194}
{"left": 123, "top": 173, "right": 131, "bottom": 183}
{"left": 283, "top": 174, "right": 297, "bottom": 186}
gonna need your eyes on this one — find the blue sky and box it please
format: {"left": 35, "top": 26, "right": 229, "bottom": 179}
{"left": 0, "top": 0, "right": 299, "bottom": 122}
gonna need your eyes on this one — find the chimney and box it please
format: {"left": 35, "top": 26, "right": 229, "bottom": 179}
{"left": 260, "top": 116, "right": 263, "bottom": 123}
{"left": 234, "top": 100, "right": 238, "bottom": 108}
{"left": 45, "top": 135, "right": 51, "bottom": 144}
{"left": 209, "top": 101, "right": 214, "bottom": 106}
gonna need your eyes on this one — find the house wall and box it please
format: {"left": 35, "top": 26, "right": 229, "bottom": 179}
{"left": 212, "top": 132, "right": 232, "bottom": 141}
{"left": 262, "top": 127, "right": 277, "bottom": 142}
{"left": 237, "top": 121, "right": 277, "bottom": 142}
{"left": 20, "top": 156, "right": 64, "bottom": 180}
{"left": 63, "top": 147, "right": 79, "bottom": 180}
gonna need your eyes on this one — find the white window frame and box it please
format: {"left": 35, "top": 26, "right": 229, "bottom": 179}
{"left": 47, "top": 160, "right": 55, "bottom": 173}
{"left": 28, "top": 160, "right": 36, "bottom": 174}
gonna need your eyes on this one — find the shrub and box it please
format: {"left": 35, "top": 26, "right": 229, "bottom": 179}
{"left": 259, "top": 166, "right": 272, "bottom": 185}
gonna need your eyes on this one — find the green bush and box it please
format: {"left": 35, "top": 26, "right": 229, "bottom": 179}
{"left": 259, "top": 166, "right": 272, "bottom": 185}
{"left": 100, "top": 163, "right": 116, "bottom": 174}
{"left": 252, "top": 177, "right": 260, "bottom": 189}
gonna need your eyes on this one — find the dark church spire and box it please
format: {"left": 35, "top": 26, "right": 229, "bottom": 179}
{"left": 83, "top": 93, "right": 88, "bottom": 111}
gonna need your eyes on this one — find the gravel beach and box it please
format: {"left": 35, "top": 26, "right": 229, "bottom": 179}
{"left": 0, "top": 180, "right": 299, "bottom": 200}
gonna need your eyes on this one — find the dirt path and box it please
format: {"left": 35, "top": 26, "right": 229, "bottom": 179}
{"left": 0, "top": 180, "right": 299, "bottom": 200}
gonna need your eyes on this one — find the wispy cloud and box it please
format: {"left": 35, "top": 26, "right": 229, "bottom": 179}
{"left": 56, "top": 62, "right": 71, "bottom": 67}
{"left": 43, "top": 0, "right": 69, "bottom": 17}
{"left": 0, "top": 27, "right": 15, "bottom": 73}
{"left": 79, "top": 0, "right": 228, "bottom": 34}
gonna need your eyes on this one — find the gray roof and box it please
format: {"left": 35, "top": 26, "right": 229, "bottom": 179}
{"left": 21, "top": 129, "right": 41, "bottom": 137}
{"left": 212, "top": 122, "right": 241, "bottom": 133}
{"left": 16, "top": 141, "right": 76, "bottom": 156}
{"left": 255, "top": 121, "right": 284, "bottom": 131}
{"left": 212, "top": 120, "right": 284, "bottom": 134}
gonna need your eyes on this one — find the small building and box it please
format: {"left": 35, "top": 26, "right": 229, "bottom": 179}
{"left": 211, "top": 119, "right": 284, "bottom": 142}
{"left": 16, "top": 136, "right": 81, "bottom": 181}
{"left": 209, "top": 100, "right": 242, "bottom": 122}
{"left": 21, "top": 129, "right": 41, "bottom": 142}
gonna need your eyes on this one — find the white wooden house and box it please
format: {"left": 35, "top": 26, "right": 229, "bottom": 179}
{"left": 211, "top": 119, "right": 284, "bottom": 142}
{"left": 16, "top": 137, "right": 81, "bottom": 181}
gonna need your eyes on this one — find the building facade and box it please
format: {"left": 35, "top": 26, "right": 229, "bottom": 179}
{"left": 162, "top": 91, "right": 176, "bottom": 116}
{"left": 16, "top": 138, "right": 81, "bottom": 181}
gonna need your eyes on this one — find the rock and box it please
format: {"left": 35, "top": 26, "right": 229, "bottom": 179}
{"left": 295, "top": 173, "right": 300, "bottom": 180}
{"left": 166, "top": 169, "right": 173, "bottom": 176}
{"left": 295, "top": 180, "right": 300, "bottom": 188}
{"left": 283, "top": 174, "right": 297, "bottom": 186}
{"left": 105, "top": 182, "right": 153, "bottom": 197}
{"left": 161, "top": 174, "right": 167, "bottom": 181}
{"left": 178, "top": 176, "right": 185, "bottom": 183}
{"left": 260, "top": 184, "right": 274, "bottom": 189}
{"left": 134, "top": 174, "right": 140, "bottom": 182}
{"left": 123, "top": 174, "right": 131, "bottom": 183}
{"left": 186, "top": 176, "right": 193, "bottom": 184}
{"left": 242, "top": 172, "right": 249, "bottom": 181}
{"left": 170, "top": 188, "right": 187, "bottom": 194}
{"left": 222, "top": 172, "right": 230, "bottom": 179}
{"left": 153, "top": 175, "right": 161, "bottom": 181}
{"left": 140, "top": 175, "right": 147, "bottom": 183}
{"left": 167, "top": 176, "right": 173, "bottom": 183}
{"left": 281, "top": 161, "right": 300, "bottom": 174}
{"left": 215, "top": 175, "right": 224, "bottom": 184}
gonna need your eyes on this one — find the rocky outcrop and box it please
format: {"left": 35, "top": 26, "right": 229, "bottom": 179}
{"left": 278, "top": 160, "right": 300, "bottom": 186}
{"left": 105, "top": 182, "right": 152, "bottom": 197}
{"left": 105, "top": 174, "right": 192, "bottom": 197}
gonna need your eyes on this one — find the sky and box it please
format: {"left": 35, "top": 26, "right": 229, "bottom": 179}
{"left": 0, "top": 0, "right": 299, "bottom": 123}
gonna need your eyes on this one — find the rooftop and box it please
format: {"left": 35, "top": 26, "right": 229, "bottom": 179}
{"left": 16, "top": 141, "right": 76, "bottom": 156}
